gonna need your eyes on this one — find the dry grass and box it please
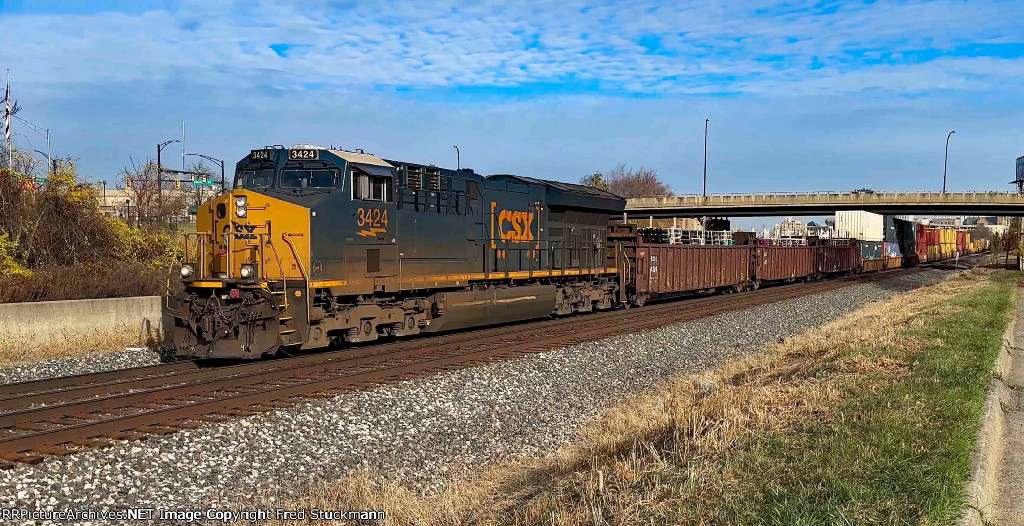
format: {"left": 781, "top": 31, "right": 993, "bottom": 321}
{"left": 0, "top": 324, "right": 158, "bottom": 366}
{"left": 253, "top": 269, "right": 1012, "bottom": 525}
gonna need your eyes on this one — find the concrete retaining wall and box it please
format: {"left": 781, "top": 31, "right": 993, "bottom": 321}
{"left": 0, "top": 296, "right": 170, "bottom": 346}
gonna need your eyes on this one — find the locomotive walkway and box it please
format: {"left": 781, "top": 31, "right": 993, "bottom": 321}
{"left": 625, "top": 191, "right": 1024, "bottom": 217}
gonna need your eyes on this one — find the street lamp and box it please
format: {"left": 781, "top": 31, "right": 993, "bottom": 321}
{"left": 30, "top": 149, "right": 53, "bottom": 176}
{"left": 157, "top": 139, "right": 180, "bottom": 212}
{"left": 703, "top": 118, "right": 709, "bottom": 198}
{"left": 942, "top": 130, "right": 955, "bottom": 194}
{"left": 185, "top": 152, "right": 226, "bottom": 195}
{"left": 453, "top": 145, "right": 460, "bottom": 170}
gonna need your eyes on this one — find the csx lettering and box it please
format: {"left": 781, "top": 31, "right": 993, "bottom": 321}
{"left": 232, "top": 223, "right": 258, "bottom": 240}
{"left": 497, "top": 210, "right": 535, "bottom": 242}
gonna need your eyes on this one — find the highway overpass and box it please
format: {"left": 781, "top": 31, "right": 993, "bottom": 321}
{"left": 624, "top": 191, "right": 1024, "bottom": 218}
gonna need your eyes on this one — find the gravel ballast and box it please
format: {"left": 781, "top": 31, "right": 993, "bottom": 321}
{"left": 0, "top": 348, "right": 163, "bottom": 385}
{"left": 0, "top": 270, "right": 957, "bottom": 515}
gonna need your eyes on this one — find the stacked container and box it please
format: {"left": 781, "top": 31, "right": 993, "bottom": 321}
{"left": 882, "top": 215, "right": 898, "bottom": 243}
{"left": 894, "top": 217, "right": 918, "bottom": 266}
{"left": 835, "top": 211, "right": 883, "bottom": 242}
{"left": 915, "top": 223, "right": 928, "bottom": 262}
{"left": 883, "top": 241, "right": 903, "bottom": 268}
{"left": 837, "top": 211, "right": 884, "bottom": 271}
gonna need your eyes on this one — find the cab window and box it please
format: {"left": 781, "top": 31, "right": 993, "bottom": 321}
{"left": 280, "top": 165, "right": 339, "bottom": 188}
{"left": 235, "top": 167, "right": 275, "bottom": 189}
{"left": 352, "top": 171, "right": 391, "bottom": 202}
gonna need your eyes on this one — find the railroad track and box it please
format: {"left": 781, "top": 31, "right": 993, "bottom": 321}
{"left": 0, "top": 258, "right": 983, "bottom": 467}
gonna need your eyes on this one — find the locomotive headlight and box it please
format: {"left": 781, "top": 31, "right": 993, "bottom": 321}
{"left": 234, "top": 195, "right": 247, "bottom": 217}
{"left": 239, "top": 264, "right": 255, "bottom": 279}
{"left": 180, "top": 264, "right": 193, "bottom": 278}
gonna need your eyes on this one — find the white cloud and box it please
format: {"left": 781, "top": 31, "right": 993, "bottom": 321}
{"left": 2, "top": 0, "right": 1022, "bottom": 101}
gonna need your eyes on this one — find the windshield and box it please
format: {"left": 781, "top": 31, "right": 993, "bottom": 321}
{"left": 280, "top": 162, "right": 341, "bottom": 189}
{"left": 235, "top": 167, "right": 275, "bottom": 189}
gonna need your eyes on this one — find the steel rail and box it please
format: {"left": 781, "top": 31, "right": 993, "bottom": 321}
{"left": 0, "top": 256, "right": 983, "bottom": 465}
{"left": 0, "top": 265, "right": 908, "bottom": 409}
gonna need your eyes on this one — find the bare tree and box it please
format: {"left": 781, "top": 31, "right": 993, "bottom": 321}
{"left": 0, "top": 144, "right": 45, "bottom": 178}
{"left": 581, "top": 164, "right": 672, "bottom": 197}
{"left": 119, "top": 160, "right": 186, "bottom": 227}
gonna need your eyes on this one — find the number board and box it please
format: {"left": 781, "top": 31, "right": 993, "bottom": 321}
{"left": 288, "top": 148, "right": 319, "bottom": 161}
{"left": 250, "top": 149, "right": 272, "bottom": 161}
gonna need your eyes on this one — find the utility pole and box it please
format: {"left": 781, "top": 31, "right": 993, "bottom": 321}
{"left": 453, "top": 145, "right": 460, "bottom": 170}
{"left": 703, "top": 118, "right": 709, "bottom": 198}
{"left": 942, "top": 130, "right": 955, "bottom": 193}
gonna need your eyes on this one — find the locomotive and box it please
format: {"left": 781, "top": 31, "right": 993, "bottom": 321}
{"left": 172, "top": 145, "right": 627, "bottom": 359}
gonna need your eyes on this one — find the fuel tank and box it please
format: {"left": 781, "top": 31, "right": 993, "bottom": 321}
{"left": 423, "top": 284, "right": 558, "bottom": 333}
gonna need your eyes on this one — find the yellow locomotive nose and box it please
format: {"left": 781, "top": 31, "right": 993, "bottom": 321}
{"left": 184, "top": 189, "right": 311, "bottom": 282}
{"left": 174, "top": 188, "right": 313, "bottom": 359}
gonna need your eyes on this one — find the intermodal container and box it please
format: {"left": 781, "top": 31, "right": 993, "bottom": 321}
{"left": 883, "top": 241, "right": 903, "bottom": 268}
{"left": 835, "top": 211, "right": 884, "bottom": 241}
{"left": 859, "top": 240, "right": 883, "bottom": 260}
{"left": 755, "top": 247, "right": 817, "bottom": 281}
{"left": 883, "top": 215, "right": 898, "bottom": 242}
{"left": 915, "top": 223, "right": 928, "bottom": 261}
{"left": 633, "top": 244, "right": 751, "bottom": 295}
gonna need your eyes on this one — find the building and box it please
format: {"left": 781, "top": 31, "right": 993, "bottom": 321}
{"left": 91, "top": 183, "right": 220, "bottom": 224}
{"left": 928, "top": 217, "right": 962, "bottom": 228}
{"left": 772, "top": 217, "right": 807, "bottom": 239}
{"left": 806, "top": 220, "right": 833, "bottom": 238}
{"left": 963, "top": 216, "right": 1009, "bottom": 236}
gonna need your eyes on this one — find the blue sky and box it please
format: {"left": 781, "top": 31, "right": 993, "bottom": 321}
{"left": 2, "top": 0, "right": 1023, "bottom": 219}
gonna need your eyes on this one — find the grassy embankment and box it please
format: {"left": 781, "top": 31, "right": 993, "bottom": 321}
{"left": 259, "top": 269, "right": 1018, "bottom": 525}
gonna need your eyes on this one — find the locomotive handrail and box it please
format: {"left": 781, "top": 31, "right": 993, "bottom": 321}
{"left": 281, "top": 232, "right": 310, "bottom": 327}
{"left": 265, "top": 238, "right": 290, "bottom": 310}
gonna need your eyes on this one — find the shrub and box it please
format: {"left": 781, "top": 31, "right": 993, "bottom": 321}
{"left": 0, "top": 261, "right": 171, "bottom": 303}
{"left": 0, "top": 164, "right": 180, "bottom": 302}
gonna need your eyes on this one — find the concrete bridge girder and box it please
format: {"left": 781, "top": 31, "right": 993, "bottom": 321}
{"left": 624, "top": 191, "right": 1024, "bottom": 218}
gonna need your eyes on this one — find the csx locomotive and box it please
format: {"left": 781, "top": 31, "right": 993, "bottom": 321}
{"left": 172, "top": 145, "right": 627, "bottom": 359}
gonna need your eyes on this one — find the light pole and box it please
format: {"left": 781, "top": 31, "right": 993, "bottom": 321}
{"left": 453, "top": 145, "right": 460, "bottom": 170}
{"left": 185, "top": 152, "right": 226, "bottom": 195}
{"left": 157, "top": 139, "right": 180, "bottom": 217}
{"left": 31, "top": 149, "right": 50, "bottom": 176}
{"left": 703, "top": 118, "right": 709, "bottom": 198}
{"left": 942, "top": 130, "right": 955, "bottom": 194}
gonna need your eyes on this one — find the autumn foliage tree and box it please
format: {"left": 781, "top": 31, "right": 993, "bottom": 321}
{"left": 580, "top": 164, "right": 672, "bottom": 197}
{"left": 0, "top": 158, "right": 177, "bottom": 301}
